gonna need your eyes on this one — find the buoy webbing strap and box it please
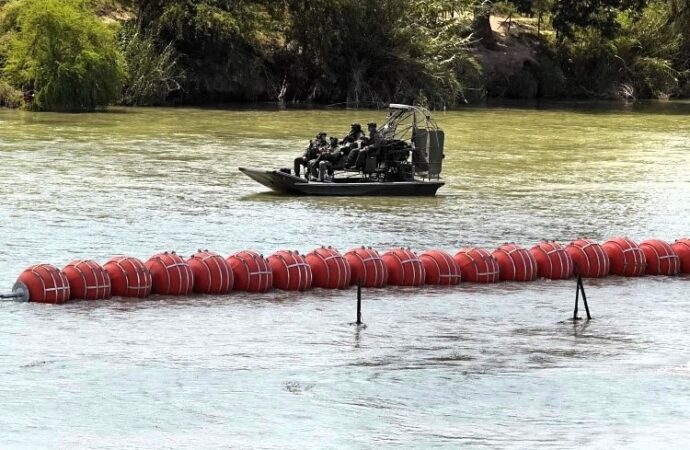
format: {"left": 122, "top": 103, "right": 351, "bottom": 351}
{"left": 197, "top": 253, "right": 232, "bottom": 291}
{"left": 234, "top": 252, "right": 272, "bottom": 291}
{"left": 537, "top": 243, "right": 572, "bottom": 279}
{"left": 643, "top": 243, "right": 680, "bottom": 275}
{"left": 153, "top": 255, "right": 192, "bottom": 295}
{"left": 607, "top": 239, "right": 645, "bottom": 272}
{"left": 66, "top": 261, "right": 111, "bottom": 298}
{"left": 389, "top": 250, "right": 424, "bottom": 285}
{"left": 497, "top": 246, "right": 536, "bottom": 280}
{"left": 111, "top": 257, "right": 152, "bottom": 294}
{"left": 462, "top": 250, "right": 499, "bottom": 280}
{"left": 29, "top": 265, "right": 70, "bottom": 302}
{"left": 274, "top": 253, "right": 311, "bottom": 289}
{"left": 423, "top": 253, "right": 461, "bottom": 280}
{"left": 349, "top": 250, "right": 385, "bottom": 286}
{"left": 572, "top": 241, "right": 608, "bottom": 276}
{"left": 312, "top": 249, "right": 349, "bottom": 286}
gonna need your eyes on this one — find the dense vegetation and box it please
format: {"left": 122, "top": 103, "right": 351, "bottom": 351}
{"left": 0, "top": 0, "right": 689, "bottom": 111}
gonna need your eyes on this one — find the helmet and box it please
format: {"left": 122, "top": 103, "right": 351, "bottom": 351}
{"left": 367, "top": 122, "right": 377, "bottom": 128}
{"left": 351, "top": 122, "right": 361, "bottom": 129}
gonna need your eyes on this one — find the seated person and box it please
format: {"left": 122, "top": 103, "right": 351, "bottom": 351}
{"left": 294, "top": 132, "right": 328, "bottom": 177}
{"left": 340, "top": 123, "right": 365, "bottom": 145}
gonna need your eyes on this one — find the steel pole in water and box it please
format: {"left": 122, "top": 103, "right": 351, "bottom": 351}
{"left": 356, "top": 282, "right": 362, "bottom": 325}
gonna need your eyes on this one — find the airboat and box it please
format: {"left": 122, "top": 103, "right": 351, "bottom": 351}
{"left": 239, "top": 104, "right": 445, "bottom": 196}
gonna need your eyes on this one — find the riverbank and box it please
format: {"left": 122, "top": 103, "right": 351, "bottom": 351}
{"left": 1, "top": 1, "right": 689, "bottom": 111}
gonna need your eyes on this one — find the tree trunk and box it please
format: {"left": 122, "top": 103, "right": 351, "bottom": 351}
{"left": 473, "top": 2, "right": 497, "bottom": 50}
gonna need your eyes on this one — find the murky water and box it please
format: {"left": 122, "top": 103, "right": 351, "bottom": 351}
{"left": 1, "top": 102, "right": 689, "bottom": 449}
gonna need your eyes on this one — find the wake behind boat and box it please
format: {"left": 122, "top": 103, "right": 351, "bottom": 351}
{"left": 239, "top": 104, "right": 446, "bottom": 196}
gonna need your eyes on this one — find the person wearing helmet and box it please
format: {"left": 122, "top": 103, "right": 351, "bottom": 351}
{"left": 294, "top": 133, "right": 328, "bottom": 178}
{"left": 340, "top": 123, "right": 364, "bottom": 145}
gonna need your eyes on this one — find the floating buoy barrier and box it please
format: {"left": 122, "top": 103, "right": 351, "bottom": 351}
{"left": 104, "top": 256, "right": 152, "bottom": 298}
{"left": 493, "top": 243, "right": 537, "bottom": 282}
{"left": 671, "top": 238, "right": 690, "bottom": 274}
{"left": 453, "top": 248, "right": 499, "bottom": 283}
{"left": 306, "top": 246, "right": 351, "bottom": 289}
{"left": 344, "top": 247, "right": 387, "bottom": 288}
{"left": 565, "top": 239, "right": 610, "bottom": 278}
{"left": 267, "top": 250, "right": 312, "bottom": 291}
{"left": 602, "top": 237, "right": 646, "bottom": 277}
{"left": 639, "top": 239, "right": 680, "bottom": 276}
{"left": 382, "top": 248, "right": 425, "bottom": 286}
{"left": 419, "top": 249, "right": 461, "bottom": 285}
{"left": 187, "top": 250, "right": 234, "bottom": 295}
{"left": 13, "top": 264, "right": 70, "bottom": 304}
{"left": 226, "top": 251, "right": 272, "bottom": 293}
{"left": 63, "top": 260, "right": 111, "bottom": 300}
{"left": 3, "top": 235, "right": 688, "bottom": 304}
{"left": 530, "top": 241, "right": 573, "bottom": 280}
{"left": 146, "top": 252, "right": 194, "bottom": 296}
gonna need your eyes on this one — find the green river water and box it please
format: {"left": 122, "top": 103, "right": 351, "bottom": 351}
{"left": 0, "top": 102, "right": 689, "bottom": 449}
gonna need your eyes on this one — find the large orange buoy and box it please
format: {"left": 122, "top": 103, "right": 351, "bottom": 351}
{"left": 145, "top": 252, "right": 194, "bottom": 295}
{"left": 267, "top": 250, "right": 312, "bottom": 291}
{"left": 15, "top": 264, "right": 70, "bottom": 304}
{"left": 453, "top": 248, "right": 500, "bottom": 283}
{"left": 305, "top": 246, "right": 351, "bottom": 289}
{"left": 227, "top": 251, "right": 272, "bottom": 293}
{"left": 492, "top": 243, "right": 537, "bottom": 282}
{"left": 639, "top": 239, "right": 680, "bottom": 276}
{"left": 671, "top": 238, "right": 690, "bottom": 274}
{"left": 419, "top": 249, "right": 461, "bottom": 285}
{"left": 382, "top": 248, "right": 425, "bottom": 286}
{"left": 62, "top": 260, "right": 111, "bottom": 300}
{"left": 104, "top": 256, "right": 152, "bottom": 298}
{"left": 187, "top": 251, "right": 234, "bottom": 294}
{"left": 602, "top": 237, "right": 646, "bottom": 277}
{"left": 344, "top": 247, "right": 388, "bottom": 288}
{"left": 529, "top": 241, "right": 573, "bottom": 280}
{"left": 565, "top": 239, "right": 610, "bottom": 278}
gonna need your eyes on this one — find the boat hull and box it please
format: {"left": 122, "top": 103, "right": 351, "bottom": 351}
{"left": 239, "top": 167, "right": 443, "bottom": 196}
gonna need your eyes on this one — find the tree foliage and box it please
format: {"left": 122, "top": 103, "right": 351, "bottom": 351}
{"left": 0, "top": 0, "right": 124, "bottom": 111}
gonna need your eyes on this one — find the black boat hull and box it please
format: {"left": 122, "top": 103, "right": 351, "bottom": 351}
{"left": 239, "top": 167, "right": 443, "bottom": 196}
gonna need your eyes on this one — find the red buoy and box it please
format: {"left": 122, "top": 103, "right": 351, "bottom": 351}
{"left": 419, "top": 249, "right": 461, "bottom": 285}
{"left": 305, "top": 246, "right": 351, "bottom": 289}
{"left": 382, "top": 248, "right": 425, "bottom": 286}
{"left": 344, "top": 247, "right": 388, "bottom": 288}
{"left": 145, "top": 252, "right": 194, "bottom": 295}
{"left": 602, "top": 237, "right": 646, "bottom": 277}
{"left": 492, "top": 243, "right": 537, "bottom": 282}
{"left": 671, "top": 238, "right": 690, "bottom": 274}
{"left": 104, "top": 256, "right": 152, "bottom": 298}
{"left": 15, "top": 264, "right": 70, "bottom": 304}
{"left": 565, "top": 239, "right": 610, "bottom": 278}
{"left": 227, "top": 251, "right": 273, "bottom": 293}
{"left": 529, "top": 241, "right": 573, "bottom": 280}
{"left": 453, "top": 248, "right": 500, "bottom": 283}
{"left": 267, "top": 250, "right": 312, "bottom": 291}
{"left": 639, "top": 239, "right": 680, "bottom": 276}
{"left": 187, "top": 251, "right": 234, "bottom": 294}
{"left": 62, "top": 260, "right": 111, "bottom": 300}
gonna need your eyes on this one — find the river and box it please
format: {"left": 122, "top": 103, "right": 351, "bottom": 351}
{"left": 1, "top": 102, "right": 689, "bottom": 448}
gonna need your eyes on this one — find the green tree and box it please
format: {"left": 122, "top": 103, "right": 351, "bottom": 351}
{"left": 551, "top": 0, "right": 647, "bottom": 40}
{"left": 0, "top": 0, "right": 124, "bottom": 111}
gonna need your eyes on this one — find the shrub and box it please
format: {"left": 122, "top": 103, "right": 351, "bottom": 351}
{"left": 0, "top": 79, "right": 21, "bottom": 107}
{"left": 1, "top": 0, "right": 124, "bottom": 111}
{"left": 118, "top": 22, "right": 184, "bottom": 106}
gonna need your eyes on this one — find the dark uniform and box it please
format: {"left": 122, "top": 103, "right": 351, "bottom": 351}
{"left": 353, "top": 122, "right": 381, "bottom": 170}
{"left": 294, "top": 132, "right": 328, "bottom": 177}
